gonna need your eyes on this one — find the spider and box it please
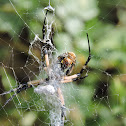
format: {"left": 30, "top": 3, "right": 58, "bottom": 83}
{"left": 0, "top": 6, "right": 91, "bottom": 125}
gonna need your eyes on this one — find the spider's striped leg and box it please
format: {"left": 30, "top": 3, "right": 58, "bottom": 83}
{"left": 61, "top": 74, "right": 88, "bottom": 84}
{"left": 61, "top": 33, "right": 91, "bottom": 83}
{"left": 41, "top": 10, "right": 50, "bottom": 69}
{"left": 40, "top": 47, "right": 50, "bottom": 71}
{"left": 42, "top": 10, "right": 48, "bottom": 40}
{"left": 61, "top": 76, "right": 87, "bottom": 83}
{"left": 0, "top": 88, "right": 17, "bottom": 96}
{"left": 73, "top": 33, "right": 91, "bottom": 81}
{"left": 27, "top": 79, "right": 44, "bottom": 86}
{"left": 50, "top": 27, "right": 54, "bottom": 45}
{"left": 57, "top": 87, "right": 65, "bottom": 126}
{"left": 0, "top": 83, "right": 29, "bottom": 109}
{"left": 61, "top": 74, "right": 79, "bottom": 83}
{"left": 72, "top": 74, "right": 88, "bottom": 81}
{"left": 0, "top": 83, "right": 29, "bottom": 96}
{"left": 0, "top": 79, "right": 45, "bottom": 109}
{"left": 79, "top": 33, "right": 91, "bottom": 75}
{"left": 0, "top": 93, "right": 17, "bottom": 110}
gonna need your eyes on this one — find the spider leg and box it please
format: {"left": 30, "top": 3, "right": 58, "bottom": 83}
{"left": 63, "top": 74, "right": 78, "bottom": 80}
{"left": 61, "top": 33, "right": 91, "bottom": 83}
{"left": 40, "top": 47, "right": 49, "bottom": 70}
{"left": 72, "top": 74, "right": 88, "bottom": 81}
{"left": 0, "top": 88, "right": 17, "bottom": 96}
{"left": 57, "top": 87, "right": 65, "bottom": 106}
{"left": 66, "top": 63, "right": 75, "bottom": 75}
{"left": 73, "top": 33, "right": 91, "bottom": 81}
{"left": 0, "top": 93, "right": 17, "bottom": 110}
{"left": 61, "top": 74, "right": 88, "bottom": 84}
{"left": 50, "top": 27, "right": 54, "bottom": 45}
{"left": 79, "top": 33, "right": 91, "bottom": 74}
{"left": 0, "top": 83, "right": 31, "bottom": 108}
{"left": 0, "top": 83, "right": 28, "bottom": 96}
{"left": 0, "top": 79, "right": 46, "bottom": 109}
{"left": 27, "top": 79, "right": 44, "bottom": 86}
{"left": 41, "top": 10, "right": 50, "bottom": 68}
{"left": 57, "top": 87, "right": 65, "bottom": 125}
{"left": 61, "top": 105, "right": 66, "bottom": 126}
{"left": 44, "top": 48, "right": 50, "bottom": 67}
{"left": 0, "top": 79, "right": 44, "bottom": 96}
{"left": 42, "top": 10, "right": 48, "bottom": 40}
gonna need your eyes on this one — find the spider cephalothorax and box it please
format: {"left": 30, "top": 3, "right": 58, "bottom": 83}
{"left": 58, "top": 52, "right": 76, "bottom": 75}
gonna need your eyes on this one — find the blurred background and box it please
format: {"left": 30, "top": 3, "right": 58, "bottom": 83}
{"left": 0, "top": 0, "right": 126, "bottom": 126}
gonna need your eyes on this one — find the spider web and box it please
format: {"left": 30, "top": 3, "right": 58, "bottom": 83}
{"left": 0, "top": 0, "right": 126, "bottom": 126}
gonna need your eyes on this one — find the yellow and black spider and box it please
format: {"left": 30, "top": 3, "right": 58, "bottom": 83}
{"left": 0, "top": 6, "right": 91, "bottom": 125}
